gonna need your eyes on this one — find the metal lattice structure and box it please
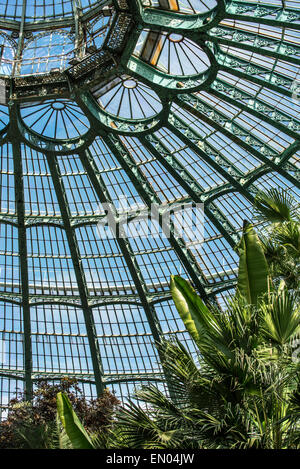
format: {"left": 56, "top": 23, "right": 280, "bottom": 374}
{"left": 0, "top": 0, "right": 299, "bottom": 412}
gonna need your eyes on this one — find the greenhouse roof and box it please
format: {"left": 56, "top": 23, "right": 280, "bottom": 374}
{"left": 0, "top": 0, "right": 299, "bottom": 409}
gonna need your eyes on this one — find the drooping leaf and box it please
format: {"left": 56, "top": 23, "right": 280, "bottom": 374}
{"left": 275, "top": 222, "right": 300, "bottom": 257}
{"left": 56, "top": 392, "right": 93, "bottom": 449}
{"left": 116, "top": 400, "right": 180, "bottom": 449}
{"left": 254, "top": 188, "right": 295, "bottom": 223}
{"left": 170, "top": 275, "right": 218, "bottom": 345}
{"left": 237, "top": 221, "right": 269, "bottom": 306}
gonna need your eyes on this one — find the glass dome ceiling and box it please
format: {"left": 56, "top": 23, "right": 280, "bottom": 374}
{"left": 0, "top": 0, "right": 106, "bottom": 22}
{"left": 0, "top": 0, "right": 299, "bottom": 410}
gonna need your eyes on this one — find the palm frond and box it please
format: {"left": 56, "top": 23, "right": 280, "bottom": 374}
{"left": 260, "top": 285, "right": 300, "bottom": 346}
{"left": 254, "top": 188, "right": 296, "bottom": 223}
{"left": 274, "top": 222, "right": 300, "bottom": 257}
{"left": 116, "top": 400, "right": 181, "bottom": 449}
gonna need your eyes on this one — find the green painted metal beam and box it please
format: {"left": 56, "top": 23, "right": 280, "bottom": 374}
{"left": 225, "top": 1, "right": 300, "bottom": 30}
{"left": 215, "top": 48, "right": 296, "bottom": 98}
{"left": 78, "top": 148, "right": 164, "bottom": 345}
{"left": 0, "top": 369, "right": 166, "bottom": 386}
{"left": 103, "top": 133, "right": 210, "bottom": 298}
{"left": 6, "top": 100, "right": 33, "bottom": 401}
{"left": 78, "top": 147, "right": 179, "bottom": 399}
{"left": 127, "top": 54, "right": 216, "bottom": 93}
{"left": 167, "top": 112, "right": 256, "bottom": 203}
{"left": 140, "top": 0, "right": 225, "bottom": 33}
{"left": 11, "top": 140, "right": 33, "bottom": 401}
{"left": 11, "top": 0, "right": 26, "bottom": 77}
{"left": 44, "top": 151, "right": 105, "bottom": 396}
{"left": 175, "top": 94, "right": 300, "bottom": 189}
{"left": 210, "top": 79, "right": 300, "bottom": 140}
{"left": 279, "top": 142, "right": 300, "bottom": 165}
{"left": 0, "top": 1, "right": 112, "bottom": 31}
{"left": 139, "top": 133, "right": 239, "bottom": 248}
{"left": 208, "top": 26, "right": 300, "bottom": 66}
{"left": 76, "top": 91, "right": 211, "bottom": 297}
{"left": 72, "top": 0, "right": 85, "bottom": 60}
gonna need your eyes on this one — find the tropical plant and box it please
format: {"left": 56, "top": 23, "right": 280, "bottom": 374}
{"left": 113, "top": 201, "right": 300, "bottom": 449}
{"left": 56, "top": 392, "right": 94, "bottom": 449}
{"left": 2, "top": 189, "right": 299, "bottom": 450}
{"left": 56, "top": 392, "right": 131, "bottom": 449}
{"left": 253, "top": 188, "right": 300, "bottom": 289}
{"left": 0, "top": 378, "right": 120, "bottom": 449}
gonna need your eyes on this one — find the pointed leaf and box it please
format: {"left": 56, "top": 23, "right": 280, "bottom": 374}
{"left": 57, "top": 392, "right": 93, "bottom": 449}
{"left": 170, "top": 275, "right": 218, "bottom": 345}
{"left": 237, "top": 221, "right": 269, "bottom": 306}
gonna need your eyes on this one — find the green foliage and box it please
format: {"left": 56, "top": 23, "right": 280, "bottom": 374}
{"left": 236, "top": 220, "right": 270, "bottom": 305}
{"left": 260, "top": 282, "right": 300, "bottom": 346}
{"left": 57, "top": 392, "right": 93, "bottom": 449}
{"left": 254, "top": 188, "right": 296, "bottom": 223}
{"left": 115, "top": 287, "right": 300, "bottom": 448}
{"left": 170, "top": 275, "right": 218, "bottom": 346}
{"left": 0, "top": 378, "right": 120, "bottom": 449}
{"left": 1, "top": 188, "right": 299, "bottom": 450}
{"left": 254, "top": 188, "right": 300, "bottom": 289}
{"left": 114, "top": 189, "right": 300, "bottom": 449}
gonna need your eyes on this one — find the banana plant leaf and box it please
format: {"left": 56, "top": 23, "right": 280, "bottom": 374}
{"left": 237, "top": 221, "right": 269, "bottom": 306}
{"left": 170, "top": 275, "right": 217, "bottom": 345}
{"left": 57, "top": 392, "right": 93, "bottom": 449}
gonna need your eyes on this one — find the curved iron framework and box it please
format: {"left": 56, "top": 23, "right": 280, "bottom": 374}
{"left": 0, "top": 0, "right": 299, "bottom": 412}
